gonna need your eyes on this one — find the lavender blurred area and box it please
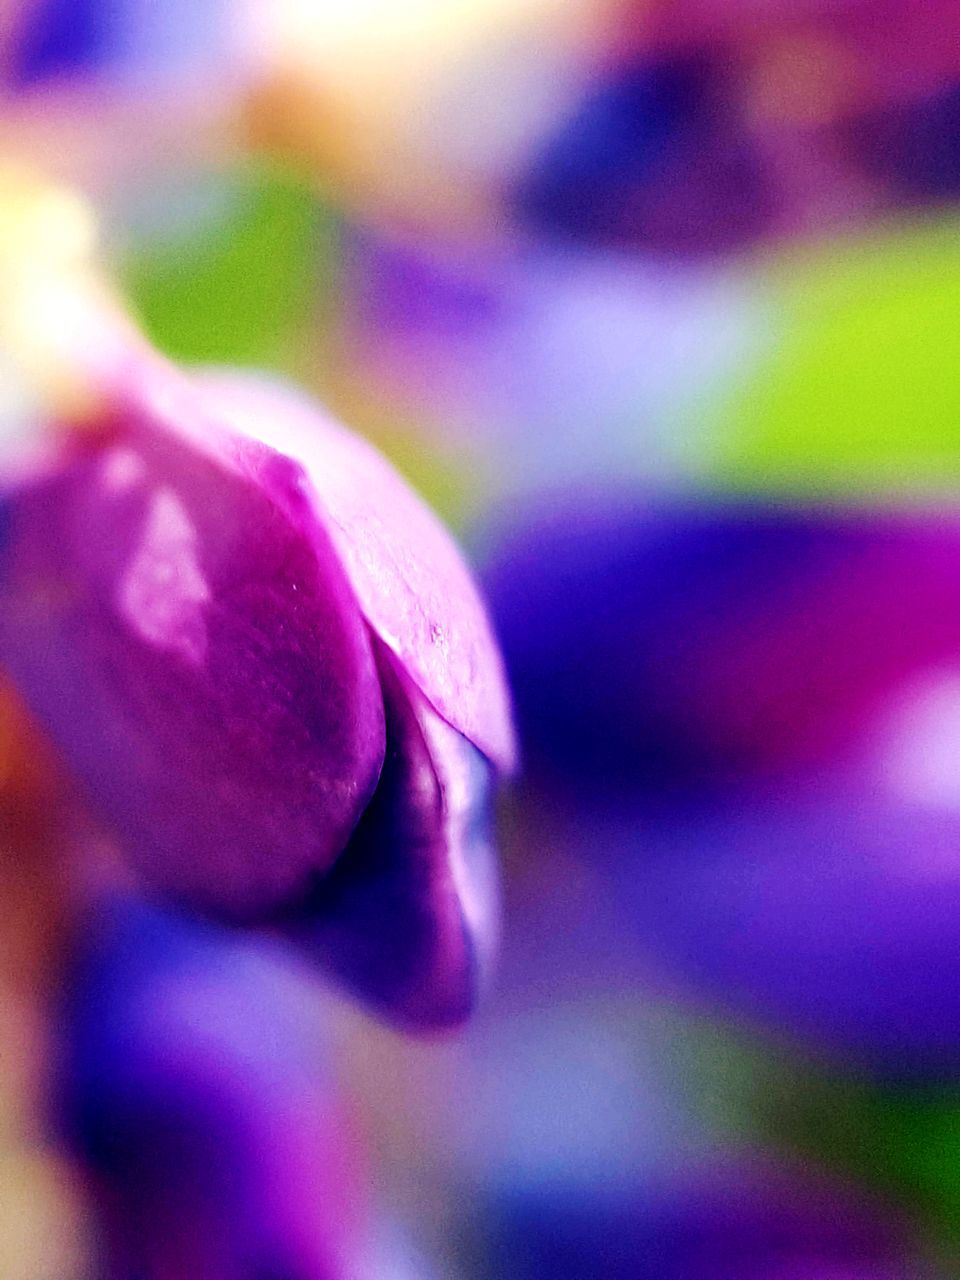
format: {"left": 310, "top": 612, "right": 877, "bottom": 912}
{"left": 3, "top": 2, "right": 960, "bottom": 1277}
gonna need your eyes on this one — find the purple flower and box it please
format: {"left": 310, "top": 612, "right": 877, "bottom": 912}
{"left": 483, "top": 493, "right": 960, "bottom": 1071}
{"left": 1, "top": 352, "right": 514, "bottom": 1029}
{"left": 61, "top": 892, "right": 365, "bottom": 1280}
{"left": 514, "top": 51, "right": 775, "bottom": 257}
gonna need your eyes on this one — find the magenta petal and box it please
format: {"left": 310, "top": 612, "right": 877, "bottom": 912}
{"left": 278, "top": 638, "right": 500, "bottom": 1030}
{"left": 195, "top": 371, "right": 517, "bottom": 773}
{"left": 0, "top": 367, "right": 386, "bottom": 919}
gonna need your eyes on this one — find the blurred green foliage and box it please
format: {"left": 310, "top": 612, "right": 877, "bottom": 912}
{"left": 122, "top": 164, "right": 332, "bottom": 373}
{"left": 117, "top": 163, "right": 484, "bottom": 530}
{"left": 710, "top": 214, "right": 960, "bottom": 494}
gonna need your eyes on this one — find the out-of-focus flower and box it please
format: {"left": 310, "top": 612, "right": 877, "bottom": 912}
{"left": 515, "top": 50, "right": 779, "bottom": 255}
{"left": 4, "top": 0, "right": 243, "bottom": 93}
{"left": 241, "top": 0, "right": 606, "bottom": 239}
{"left": 0, "top": 161, "right": 130, "bottom": 468}
{"left": 513, "top": 0, "right": 960, "bottom": 254}
{"left": 0, "top": 169, "right": 514, "bottom": 1030}
{"left": 627, "top": 0, "right": 960, "bottom": 108}
{"left": 335, "top": 230, "right": 764, "bottom": 498}
{"left": 484, "top": 497, "right": 960, "bottom": 793}
{"left": 438, "top": 979, "right": 923, "bottom": 1276}
{"left": 61, "top": 892, "right": 365, "bottom": 1280}
{"left": 0, "top": 2, "right": 260, "bottom": 208}
{"left": 482, "top": 495, "right": 960, "bottom": 1071}
{"left": 489, "top": 1155, "right": 918, "bottom": 1279}
{"left": 239, "top": 0, "right": 960, "bottom": 255}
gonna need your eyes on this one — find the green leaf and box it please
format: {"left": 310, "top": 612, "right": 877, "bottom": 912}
{"left": 121, "top": 164, "right": 331, "bottom": 372}
{"left": 707, "top": 214, "right": 960, "bottom": 495}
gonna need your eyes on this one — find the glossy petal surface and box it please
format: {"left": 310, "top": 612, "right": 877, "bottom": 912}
{"left": 0, "top": 366, "right": 385, "bottom": 919}
{"left": 196, "top": 371, "right": 517, "bottom": 773}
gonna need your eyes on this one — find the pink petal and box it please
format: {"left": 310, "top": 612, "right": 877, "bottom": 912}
{"left": 194, "top": 371, "right": 517, "bottom": 774}
{"left": 0, "top": 361, "right": 386, "bottom": 919}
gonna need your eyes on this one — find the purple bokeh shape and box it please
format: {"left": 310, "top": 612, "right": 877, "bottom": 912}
{"left": 484, "top": 495, "right": 960, "bottom": 795}
{"left": 483, "top": 493, "right": 960, "bottom": 1070}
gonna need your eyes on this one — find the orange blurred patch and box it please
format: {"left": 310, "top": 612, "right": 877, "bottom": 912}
{"left": 0, "top": 680, "right": 70, "bottom": 987}
{"left": 0, "top": 685, "right": 94, "bottom": 1276}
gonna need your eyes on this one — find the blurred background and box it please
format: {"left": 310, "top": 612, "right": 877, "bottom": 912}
{"left": 4, "top": 0, "right": 960, "bottom": 1275}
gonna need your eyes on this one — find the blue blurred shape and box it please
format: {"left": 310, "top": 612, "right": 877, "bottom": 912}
{"left": 60, "top": 894, "right": 360, "bottom": 1280}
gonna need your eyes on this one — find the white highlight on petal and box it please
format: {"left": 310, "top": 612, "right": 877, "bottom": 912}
{"left": 100, "top": 447, "right": 147, "bottom": 492}
{"left": 880, "top": 670, "right": 960, "bottom": 808}
{"left": 119, "top": 486, "right": 210, "bottom": 663}
{"left": 421, "top": 708, "right": 498, "bottom": 983}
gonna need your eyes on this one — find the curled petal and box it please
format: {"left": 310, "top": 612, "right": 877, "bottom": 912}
{"left": 277, "top": 639, "right": 500, "bottom": 1030}
{"left": 0, "top": 366, "right": 386, "bottom": 919}
{"left": 195, "top": 371, "right": 517, "bottom": 774}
